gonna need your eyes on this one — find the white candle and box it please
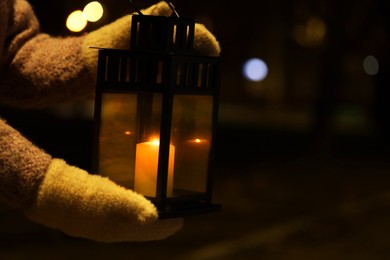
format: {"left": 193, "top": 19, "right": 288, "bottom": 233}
{"left": 134, "top": 140, "right": 175, "bottom": 197}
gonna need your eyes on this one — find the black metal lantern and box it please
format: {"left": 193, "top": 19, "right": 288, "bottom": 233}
{"left": 92, "top": 13, "right": 221, "bottom": 218}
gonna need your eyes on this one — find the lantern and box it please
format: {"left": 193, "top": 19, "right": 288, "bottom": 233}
{"left": 92, "top": 13, "right": 221, "bottom": 218}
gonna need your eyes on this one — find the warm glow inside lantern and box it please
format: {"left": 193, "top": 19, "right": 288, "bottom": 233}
{"left": 92, "top": 14, "right": 221, "bottom": 218}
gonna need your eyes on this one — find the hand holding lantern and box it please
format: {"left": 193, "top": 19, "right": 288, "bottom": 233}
{"left": 14, "top": 0, "right": 220, "bottom": 243}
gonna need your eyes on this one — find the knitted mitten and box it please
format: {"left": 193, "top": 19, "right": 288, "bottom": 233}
{"left": 82, "top": 1, "right": 221, "bottom": 77}
{"left": 25, "top": 159, "right": 183, "bottom": 242}
{"left": 0, "top": 119, "right": 182, "bottom": 242}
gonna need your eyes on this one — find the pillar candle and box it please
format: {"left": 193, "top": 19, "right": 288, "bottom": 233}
{"left": 134, "top": 140, "right": 175, "bottom": 197}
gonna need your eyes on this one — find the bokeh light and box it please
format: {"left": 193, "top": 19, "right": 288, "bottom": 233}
{"left": 362, "top": 55, "right": 379, "bottom": 76}
{"left": 243, "top": 58, "right": 269, "bottom": 81}
{"left": 83, "top": 1, "right": 104, "bottom": 22}
{"left": 66, "top": 10, "right": 88, "bottom": 32}
{"left": 293, "top": 16, "right": 327, "bottom": 47}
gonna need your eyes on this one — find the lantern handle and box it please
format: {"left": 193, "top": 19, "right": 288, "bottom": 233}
{"left": 128, "top": 0, "right": 180, "bottom": 18}
{"left": 164, "top": 1, "right": 180, "bottom": 18}
{"left": 128, "top": 0, "right": 144, "bottom": 15}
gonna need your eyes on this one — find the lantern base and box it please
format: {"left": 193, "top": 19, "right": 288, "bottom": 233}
{"left": 158, "top": 202, "right": 222, "bottom": 219}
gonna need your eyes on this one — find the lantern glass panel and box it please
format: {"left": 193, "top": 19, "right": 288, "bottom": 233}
{"left": 98, "top": 93, "right": 137, "bottom": 189}
{"left": 133, "top": 93, "right": 170, "bottom": 198}
{"left": 170, "top": 95, "right": 213, "bottom": 196}
{"left": 97, "top": 92, "right": 173, "bottom": 199}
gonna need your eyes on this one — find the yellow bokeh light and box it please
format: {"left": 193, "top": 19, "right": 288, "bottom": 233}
{"left": 306, "top": 17, "right": 326, "bottom": 43}
{"left": 293, "top": 16, "right": 327, "bottom": 47}
{"left": 66, "top": 10, "right": 88, "bottom": 32}
{"left": 83, "top": 1, "right": 104, "bottom": 22}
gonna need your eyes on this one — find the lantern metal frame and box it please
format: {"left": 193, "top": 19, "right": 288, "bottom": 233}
{"left": 92, "top": 14, "right": 221, "bottom": 218}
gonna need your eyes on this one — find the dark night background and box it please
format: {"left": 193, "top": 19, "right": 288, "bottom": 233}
{"left": 2, "top": 0, "right": 390, "bottom": 259}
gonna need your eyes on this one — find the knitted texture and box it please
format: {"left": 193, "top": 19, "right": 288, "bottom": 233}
{"left": 194, "top": 23, "right": 221, "bottom": 56}
{"left": 0, "top": 0, "right": 93, "bottom": 208}
{"left": 0, "top": 0, "right": 94, "bottom": 108}
{"left": 0, "top": 0, "right": 39, "bottom": 68}
{"left": 26, "top": 159, "right": 183, "bottom": 242}
{"left": 0, "top": 119, "right": 51, "bottom": 208}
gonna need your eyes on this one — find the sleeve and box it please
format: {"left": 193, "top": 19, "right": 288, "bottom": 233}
{"left": 0, "top": 118, "right": 52, "bottom": 208}
{"left": 0, "top": 0, "right": 94, "bottom": 109}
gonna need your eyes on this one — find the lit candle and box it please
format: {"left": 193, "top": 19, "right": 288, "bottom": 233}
{"left": 134, "top": 139, "right": 175, "bottom": 197}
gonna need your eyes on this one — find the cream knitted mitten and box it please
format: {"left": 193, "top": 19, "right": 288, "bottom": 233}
{"left": 26, "top": 159, "right": 182, "bottom": 242}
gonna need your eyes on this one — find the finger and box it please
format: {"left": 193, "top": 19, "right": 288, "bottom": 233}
{"left": 194, "top": 23, "right": 221, "bottom": 57}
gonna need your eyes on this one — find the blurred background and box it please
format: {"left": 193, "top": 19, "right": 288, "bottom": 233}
{"left": 2, "top": 0, "right": 390, "bottom": 259}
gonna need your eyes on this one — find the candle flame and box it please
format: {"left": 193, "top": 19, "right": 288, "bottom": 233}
{"left": 151, "top": 139, "right": 160, "bottom": 146}
{"left": 124, "top": 131, "right": 132, "bottom": 135}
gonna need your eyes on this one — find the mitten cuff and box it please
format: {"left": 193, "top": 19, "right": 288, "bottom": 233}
{"left": 0, "top": 119, "right": 51, "bottom": 208}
